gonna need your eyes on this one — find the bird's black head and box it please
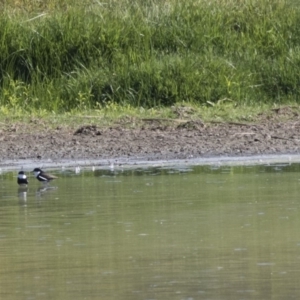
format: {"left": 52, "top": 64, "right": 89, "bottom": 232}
{"left": 18, "top": 171, "right": 25, "bottom": 175}
{"left": 33, "top": 168, "right": 42, "bottom": 172}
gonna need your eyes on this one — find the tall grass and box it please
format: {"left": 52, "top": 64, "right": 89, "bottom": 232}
{"left": 1, "top": 0, "right": 300, "bottom": 112}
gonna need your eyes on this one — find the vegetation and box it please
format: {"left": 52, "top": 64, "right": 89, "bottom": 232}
{"left": 1, "top": 0, "right": 300, "bottom": 115}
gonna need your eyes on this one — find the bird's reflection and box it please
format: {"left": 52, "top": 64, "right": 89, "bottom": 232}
{"left": 35, "top": 186, "right": 58, "bottom": 198}
{"left": 18, "top": 186, "right": 28, "bottom": 205}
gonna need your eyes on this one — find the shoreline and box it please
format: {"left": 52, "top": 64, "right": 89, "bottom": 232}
{"left": 1, "top": 154, "right": 300, "bottom": 172}
{"left": 1, "top": 108, "right": 300, "bottom": 172}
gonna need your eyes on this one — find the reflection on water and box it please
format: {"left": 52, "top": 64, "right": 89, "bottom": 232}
{"left": 35, "top": 185, "right": 58, "bottom": 196}
{"left": 17, "top": 186, "right": 28, "bottom": 204}
{"left": 1, "top": 163, "right": 300, "bottom": 299}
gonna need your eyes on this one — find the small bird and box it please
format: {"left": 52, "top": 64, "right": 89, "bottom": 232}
{"left": 33, "top": 168, "right": 57, "bottom": 183}
{"left": 17, "top": 171, "right": 29, "bottom": 186}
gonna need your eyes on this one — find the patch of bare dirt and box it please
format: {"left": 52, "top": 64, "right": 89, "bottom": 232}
{"left": 0, "top": 108, "right": 300, "bottom": 162}
{"left": 74, "top": 125, "right": 102, "bottom": 136}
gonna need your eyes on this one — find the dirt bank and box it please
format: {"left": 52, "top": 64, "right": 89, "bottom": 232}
{"left": 0, "top": 107, "right": 299, "bottom": 165}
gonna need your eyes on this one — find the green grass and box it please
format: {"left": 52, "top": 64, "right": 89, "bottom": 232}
{"left": 1, "top": 0, "right": 300, "bottom": 114}
{"left": 0, "top": 101, "right": 293, "bottom": 132}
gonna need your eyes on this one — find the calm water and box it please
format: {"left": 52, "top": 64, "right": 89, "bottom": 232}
{"left": 1, "top": 163, "right": 300, "bottom": 300}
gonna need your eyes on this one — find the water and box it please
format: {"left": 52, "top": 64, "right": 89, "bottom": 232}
{"left": 1, "top": 163, "right": 300, "bottom": 300}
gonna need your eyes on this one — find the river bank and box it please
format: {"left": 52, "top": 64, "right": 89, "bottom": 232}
{"left": 0, "top": 106, "right": 299, "bottom": 170}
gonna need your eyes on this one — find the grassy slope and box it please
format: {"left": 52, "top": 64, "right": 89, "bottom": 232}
{"left": 1, "top": 0, "right": 300, "bottom": 122}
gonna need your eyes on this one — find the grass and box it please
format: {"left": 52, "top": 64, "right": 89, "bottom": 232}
{"left": 1, "top": 0, "right": 300, "bottom": 117}
{"left": 0, "top": 101, "right": 294, "bottom": 132}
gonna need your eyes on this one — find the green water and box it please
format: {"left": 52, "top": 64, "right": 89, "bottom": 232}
{"left": 1, "top": 164, "right": 300, "bottom": 300}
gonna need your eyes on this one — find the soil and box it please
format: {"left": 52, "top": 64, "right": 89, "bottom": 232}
{"left": 0, "top": 106, "right": 300, "bottom": 166}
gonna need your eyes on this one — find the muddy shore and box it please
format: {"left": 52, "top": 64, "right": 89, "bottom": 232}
{"left": 0, "top": 107, "right": 299, "bottom": 169}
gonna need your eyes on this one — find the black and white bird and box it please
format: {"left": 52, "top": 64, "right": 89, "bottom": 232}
{"left": 17, "top": 171, "right": 29, "bottom": 186}
{"left": 33, "top": 168, "right": 57, "bottom": 183}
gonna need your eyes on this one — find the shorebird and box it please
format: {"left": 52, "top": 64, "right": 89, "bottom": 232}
{"left": 17, "top": 171, "right": 28, "bottom": 186}
{"left": 33, "top": 168, "right": 57, "bottom": 183}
